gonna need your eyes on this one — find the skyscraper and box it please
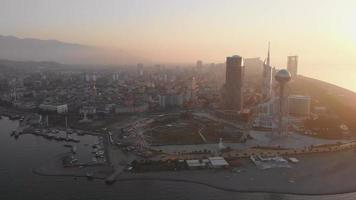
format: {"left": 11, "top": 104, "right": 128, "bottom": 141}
{"left": 137, "top": 63, "right": 144, "bottom": 76}
{"left": 287, "top": 56, "right": 298, "bottom": 78}
{"left": 244, "top": 57, "right": 264, "bottom": 78}
{"left": 223, "top": 55, "right": 243, "bottom": 111}
{"left": 196, "top": 60, "right": 203, "bottom": 72}
{"left": 262, "top": 43, "right": 273, "bottom": 100}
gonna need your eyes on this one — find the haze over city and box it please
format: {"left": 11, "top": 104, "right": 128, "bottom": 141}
{"left": 4, "top": 1, "right": 356, "bottom": 200}
{"left": 1, "top": 0, "right": 356, "bottom": 91}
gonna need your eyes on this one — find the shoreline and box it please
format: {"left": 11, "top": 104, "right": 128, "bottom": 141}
{"left": 32, "top": 171, "right": 356, "bottom": 196}
{"left": 33, "top": 149, "right": 356, "bottom": 196}
{"left": 10, "top": 105, "right": 356, "bottom": 196}
{"left": 33, "top": 152, "right": 113, "bottom": 179}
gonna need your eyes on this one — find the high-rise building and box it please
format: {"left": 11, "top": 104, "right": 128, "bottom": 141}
{"left": 287, "top": 56, "right": 298, "bottom": 78}
{"left": 112, "top": 72, "right": 119, "bottom": 81}
{"left": 244, "top": 57, "right": 264, "bottom": 77}
{"left": 85, "top": 73, "right": 90, "bottom": 82}
{"left": 196, "top": 60, "right": 203, "bottom": 68}
{"left": 223, "top": 55, "right": 243, "bottom": 111}
{"left": 137, "top": 63, "right": 144, "bottom": 76}
{"left": 196, "top": 60, "right": 203, "bottom": 73}
{"left": 262, "top": 43, "right": 273, "bottom": 100}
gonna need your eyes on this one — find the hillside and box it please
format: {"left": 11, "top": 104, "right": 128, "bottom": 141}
{"left": 290, "top": 75, "right": 356, "bottom": 132}
{"left": 0, "top": 35, "right": 147, "bottom": 65}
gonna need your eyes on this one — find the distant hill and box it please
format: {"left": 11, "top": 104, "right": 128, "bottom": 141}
{"left": 0, "top": 59, "right": 65, "bottom": 71}
{"left": 0, "top": 35, "right": 148, "bottom": 65}
{"left": 290, "top": 75, "right": 356, "bottom": 132}
{"left": 291, "top": 76, "right": 356, "bottom": 109}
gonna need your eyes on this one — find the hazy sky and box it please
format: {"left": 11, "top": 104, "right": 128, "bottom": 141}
{"left": 1, "top": 0, "right": 356, "bottom": 91}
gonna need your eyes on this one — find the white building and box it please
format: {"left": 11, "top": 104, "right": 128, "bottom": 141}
{"left": 258, "top": 95, "right": 310, "bottom": 117}
{"left": 158, "top": 94, "right": 184, "bottom": 108}
{"left": 80, "top": 106, "right": 97, "bottom": 115}
{"left": 208, "top": 157, "right": 229, "bottom": 168}
{"left": 112, "top": 73, "right": 119, "bottom": 81}
{"left": 186, "top": 159, "right": 209, "bottom": 169}
{"left": 288, "top": 95, "right": 311, "bottom": 116}
{"left": 85, "top": 74, "right": 90, "bottom": 82}
{"left": 39, "top": 104, "right": 68, "bottom": 114}
{"left": 255, "top": 95, "right": 310, "bottom": 129}
{"left": 287, "top": 56, "right": 298, "bottom": 79}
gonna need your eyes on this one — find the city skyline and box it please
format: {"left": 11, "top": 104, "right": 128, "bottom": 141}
{"left": 1, "top": 0, "right": 356, "bottom": 92}
{"left": 3, "top": 1, "right": 356, "bottom": 199}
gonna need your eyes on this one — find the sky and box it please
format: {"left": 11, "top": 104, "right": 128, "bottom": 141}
{"left": 0, "top": 0, "right": 356, "bottom": 91}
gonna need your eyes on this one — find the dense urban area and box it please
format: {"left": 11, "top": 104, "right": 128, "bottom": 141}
{"left": 2, "top": 50, "right": 356, "bottom": 190}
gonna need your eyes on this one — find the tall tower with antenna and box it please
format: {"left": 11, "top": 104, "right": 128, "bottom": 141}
{"left": 262, "top": 42, "right": 273, "bottom": 100}
{"left": 274, "top": 69, "right": 291, "bottom": 135}
{"left": 266, "top": 42, "right": 270, "bottom": 66}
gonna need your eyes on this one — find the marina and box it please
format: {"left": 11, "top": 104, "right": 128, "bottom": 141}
{"left": 11, "top": 127, "right": 81, "bottom": 143}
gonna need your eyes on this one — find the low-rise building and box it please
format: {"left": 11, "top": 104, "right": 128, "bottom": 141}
{"left": 288, "top": 95, "right": 311, "bottom": 116}
{"left": 208, "top": 157, "right": 229, "bottom": 168}
{"left": 185, "top": 159, "right": 209, "bottom": 169}
{"left": 158, "top": 93, "right": 184, "bottom": 108}
{"left": 39, "top": 103, "right": 68, "bottom": 114}
{"left": 80, "top": 106, "right": 97, "bottom": 115}
{"left": 115, "top": 102, "right": 149, "bottom": 114}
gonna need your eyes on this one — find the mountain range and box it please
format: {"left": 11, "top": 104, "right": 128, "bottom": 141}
{"left": 0, "top": 35, "right": 147, "bottom": 65}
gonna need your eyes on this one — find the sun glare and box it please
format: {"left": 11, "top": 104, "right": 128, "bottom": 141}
{"left": 347, "top": 13, "right": 356, "bottom": 42}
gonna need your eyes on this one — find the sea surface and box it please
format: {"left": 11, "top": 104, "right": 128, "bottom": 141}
{"left": 0, "top": 117, "right": 356, "bottom": 200}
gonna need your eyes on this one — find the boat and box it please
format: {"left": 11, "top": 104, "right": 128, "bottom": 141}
{"left": 70, "top": 158, "right": 78, "bottom": 164}
{"left": 73, "top": 138, "right": 80, "bottom": 143}
{"left": 9, "top": 115, "right": 21, "bottom": 120}
{"left": 77, "top": 131, "right": 85, "bottom": 136}
{"left": 71, "top": 146, "right": 77, "bottom": 154}
{"left": 86, "top": 172, "right": 94, "bottom": 180}
{"left": 96, "top": 150, "right": 104, "bottom": 155}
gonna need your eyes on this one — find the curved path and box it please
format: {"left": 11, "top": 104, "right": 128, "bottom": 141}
{"left": 33, "top": 149, "right": 356, "bottom": 196}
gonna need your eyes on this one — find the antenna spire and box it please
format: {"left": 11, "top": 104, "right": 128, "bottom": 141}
{"left": 266, "top": 42, "right": 270, "bottom": 66}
